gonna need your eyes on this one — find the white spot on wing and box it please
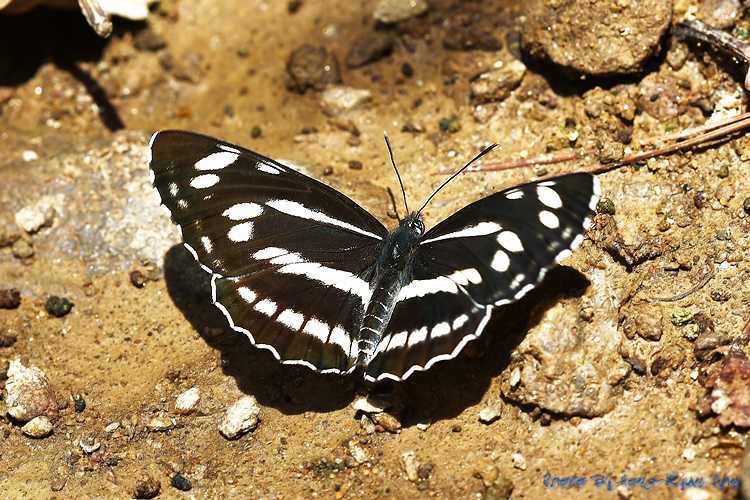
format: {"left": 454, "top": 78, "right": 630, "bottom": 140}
{"left": 253, "top": 247, "right": 287, "bottom": 260}
{"left": 266, "top": 199, "right": 382, "bottom": 240}
{"left": 387, "top": 331, "right": 408, "bottom": 350}
{"left": 190, "top": 174, "right": 220, "bottom": 189}
{"left": 237, "top": 287, "right": 256, "bottom": 303}
{"left": 302, "top": 317, "right": 329, "bottom": 342}
{"left": 254, "top": 299, "right": 277, "bottom": 316}
{"left": 227, "top": 221, "right": 254, "bottom": 242}
{"left": 452, "top": 314, "right": 469, "bottom": 330}
{"left": 223, "top": 202, "right": 263, "bottom": 220}
{"left": 195, "top": 151, "right": 239, "bottom": 170}
{"left": 539, "top": 210, "right": 559, "bottom": 229}
{"left": 491, "top": 250, "right": 510, "bottom": 272}
{"left": 421, "top": 221, "right": 503, "bottom": 245}
{"left": 431, "top": 322, "right": 451, "bottom": 338}
{"left": 448, "top": 268, "right": 482, "bottom": 286}
{"left": 258, "top": 164, "right": 280, "bottom": 175}
{"left": 536, "top": 185, "right": 562, "bottom": 208}
{"left": 169, "top": 182, "right": 179, "bottom": 197}
{"left": 407, "top": 327, "right": 428, "bottom": 347}
{"left": 497, "top": 231, "right": 524, "bottom": 252}
{"left": 505, "top": 189, "right": 523, "bottom": 200}
{"left": 200, "top": 236, "right": 213, "bottom": 253}
{"left": 278, "top": 309, "right": 304, "bottom": 331}
{"left": 330, "top": 326, "right": 353, "bottom": 354}
{"left": 397, "top": 275, "right": 458, "bottom": 302}
{"left": 178, "top": 199, "right": 188, "bottom": 209}
{"left": 277, "top": 260, "right": 371, "bottom": 303}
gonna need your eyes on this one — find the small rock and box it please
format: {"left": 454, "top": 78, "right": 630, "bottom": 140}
{"left": 11, "top": 238, "right": 34, "bottom": 259}
{"left": 622, "top": 302, "right": 663, "bottom": 341}
{"left": 174, "top": 387, "right": 200, "bottom": 415}
{"left": 133, "top": 473, "right": 161, "bottom": 499}
{"left": 147, "top": 416, "right": 175, "bottom": 432}
{"left": 170, "top": 473, "right": 192, "bottom": 491}
{"left": 321, "top": 86, "right": 372, "bottom": 115}
{"left": 372, "top": 412, "right": 401, "bottom": 433}
{"left": 22, "top": 150, "right": 38, "bottom": 162}
{"left": 286, "top": 45, "right": 341, "bottom": 94}
{"left": 348, "top": 439, "right": 369, "bottom": 464}
{"left": 470, "top": 60, "right": 526, "bottom": 104}
{"left": 0, "top": 221, "right": 20, "bottom": 247}
{"left": 14, "top": 197, "right": 57, "bottom": 233}
{"left": 45, "top": 296, "right": 74, "bottom": 317}
{"left": 353, "top": 396, "right": 388, "bottom": 413}
{"left": 50, "top": 476, "right": 66, "bottom": 491}
{"left": 105, "top": 422, "right": 120, "bottom": 433}
{"left": 478, "top": 401, "right": 503, "bottom": 424}
{"left": 0, "top": 288, "right": 21, "bottom": 309}
{"left": 79, "top": 436, "right": 101, "bottom": 454}
{"left": 346, "top": 36, "right": 394, "bottom": 68}
{"left": 74, "top": 394, "right": 86, "bottom": 413}
{"left": 485, "top": 476, "right": 514, "bottom": 500}
{"left": 400, "top": 451, "right": 419, "bottom": 481}
{"left": 130, "top": 270, "right": 148, "bottom": 288}
{"left": 715, "top": 179, "right": 736, "bottom": 206}
{"left": 512, "top": 453, "right": 527, "bottom": 471}
{"left": 22, "top": 416, "right": 53, "bottom": 438}
{"left": 373, "top": 0, "right": 428, "bottom": 24}
{"left": 5, "top": 359, "right": 59, "bottom": 421}
{"left": 218, "top": 396, "right": 260, "bottom": 439}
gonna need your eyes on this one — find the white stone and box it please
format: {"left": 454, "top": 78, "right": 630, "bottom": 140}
{"left": 374, "top": 0, "right": 428, "bottom": 23}
{"left": 218, "top": 396, "right": 260, "bottom": 439}
{"left": 174, "top": 387, "right": 201, "bottom": 415}
{"left": 512, "top": 453, "right": 527, "bottom": 470}
{"left": 321, "top": 86, "right": 372, "bottom": 115}
{"left": 146, "top": 416, "right": 175, "bottom": 432}
{"left": 22, "top": 416, "right": 53, "bottom": 438}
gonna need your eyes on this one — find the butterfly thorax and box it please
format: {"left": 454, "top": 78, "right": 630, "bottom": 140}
{"left": 355, "top": 213, "right": 425, "bottom": 366}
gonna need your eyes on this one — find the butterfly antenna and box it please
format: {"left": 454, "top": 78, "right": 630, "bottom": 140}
{"left": 384, "top": 132, "right": 410, "bottom": 214}
{"left": 416, "top": 143, "right": 498, "bottom": 216}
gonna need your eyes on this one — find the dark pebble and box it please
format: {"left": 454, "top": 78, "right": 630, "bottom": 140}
{"left": 285, "top": 45, "right": 342, "bottom": 94}
{"left": 171, "top": 473, "right": 192, "bottom": 491}
{"left": 743, "top": 196, "right": 750, "bottom": 215}
{"left": 716, "top": 164, "right": 729, "bottom": 178}
{"left": 694, "top": 191, "right": 707, "bottom": 209}
{"left": 439, "top": 117, "right": 460, "bottom": 133}
{"left": 251, "top": 126, "right": 262, "bottom": 138}
{"left": 0, "top": 288, "right": 21, "bottom": 309}
{"left": 417, "top": 463, "right": 433, "bottom": 480}
{"left": 130, "top": 270, "right": 147, "bottom": 288}
{"left": 74, "top": 395, "right": 86, "bottom": 413}
{"left": 288, "top": 0, "right": 302, "bottom": 13}
{"left": 133, "top": 474, "right": 161, "bottom": 499}
{"left": 625, "top": 356, "right": 647, "bottom": 375}
{"left": 401, "top": 62, "right": 414, "bottom": 78}
{"left": 346, "top": 36, "right": 395, "bottom": 68}
{"left": 650, "top": 356, "right": 668, "bottom": 376}
{"left": 323, "top": 166, "right": 333, "bottom": 176}
{"left": 596, "top": 197, "right": 615, "bottom": 215}
{"left": 45, "top": 296, "right": 74, "bottom": 318}
{"left": 0, "top": 332, "right": 17, "bottom": 347}
{"left": 348, "top": 160, "right": 363, "bottom": 170}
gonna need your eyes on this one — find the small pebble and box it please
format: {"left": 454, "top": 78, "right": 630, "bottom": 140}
{"left": 22, "top": 416, "right": 53, "bottom": 438}
{"left": 171, "top": 473, "right": 192, "bottom": 491}
{"left": 50, "top": 476, "right": 66, "bottom": 491}
{"left": 0, "top": 288, "right": 21, "bottom": 309}
{"left": 218, "top": 396, "right": 260, "bottom": 439}
{"left": 133, "top": 473, "right": 161, "bottom": 499}
{"left": 743, "top": 196, "right": 750, "bottom": 215}
{"left": 45, "top": 296, "right": 74, "bottom": 318}
{"left": 130, "top": 270, "right": 147, "bottom": 288}
{"left": 321, "top": 85, "right": 372, "bottom": 115}
{"left": 74, "top": 395, "right": 86, "bottom": 413}
{"left": 79, "top": 436, "right": 101, "bottom": 454}
{"left": 348, "top": 439, "right": 369, "bottom": 464}
{"left": 478, "top": 402, "right": 503, "bottom": 424}
{"left": 512, "top": 453, "right": 527, "bottom": 470}
{"left": 174, "top": 387, "right": 200, "bottom": 415}
{"left": 147, "top": 416, "right": 175, "bottom": 432}
{"left": 22, "top": 150, "right": 38, "bottom": 162}
{"left": 374, "top": 0, "right": 428, "bottom": 24}
{"left": 400, "top": 451, "right": 419, "bottom": 481}
{"left": 348, "top": 160, "right": 363, "bottom": 170}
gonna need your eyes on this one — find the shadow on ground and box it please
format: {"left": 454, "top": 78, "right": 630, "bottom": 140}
{"left": 163, "top": 244, "right": 591, "bottom": 421}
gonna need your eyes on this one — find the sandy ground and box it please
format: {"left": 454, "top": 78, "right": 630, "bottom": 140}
{"left": 1, "top": 0, "right": 750, "bottom": 498}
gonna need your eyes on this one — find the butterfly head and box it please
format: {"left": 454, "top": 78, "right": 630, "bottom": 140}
{"left": 384, "top": 212, "right": 424, "bottom": 263}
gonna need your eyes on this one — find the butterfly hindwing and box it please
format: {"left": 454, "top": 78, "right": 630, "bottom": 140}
{"left": 149, "top": 130, "right": 388, "bottom": 373}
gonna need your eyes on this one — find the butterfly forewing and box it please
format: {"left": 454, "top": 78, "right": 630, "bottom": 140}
{"left": 149, "top": 130, "right": 388, "bottom": 373}
{"left": 364, "top": 173, "right": 600, "bottom": 381}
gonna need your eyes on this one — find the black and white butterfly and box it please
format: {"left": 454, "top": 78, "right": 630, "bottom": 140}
{"left": 149, "top": 130, "right": 600, "bottom": 382}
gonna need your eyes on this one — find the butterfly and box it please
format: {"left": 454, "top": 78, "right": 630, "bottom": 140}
{"left": 149, "top": 130, "right": 600, "bottom": 382}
